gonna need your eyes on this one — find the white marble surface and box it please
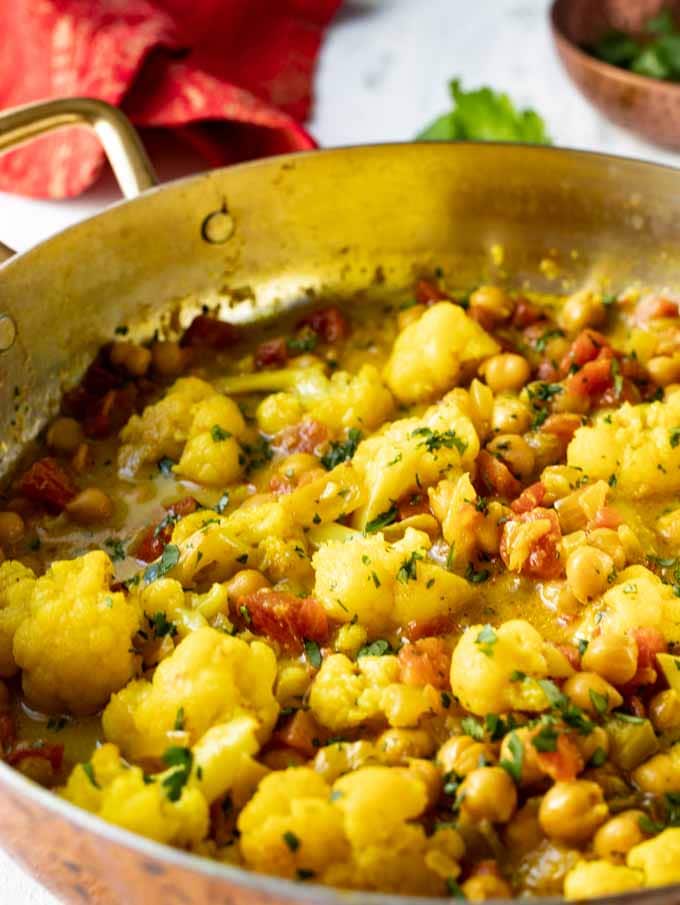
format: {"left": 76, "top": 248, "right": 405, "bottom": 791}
{"left": 0, "top": 0, "right": 678, "bottom": 902}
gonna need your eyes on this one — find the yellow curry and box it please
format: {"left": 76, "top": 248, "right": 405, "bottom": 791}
{"left": 1, "top": 277, "right": 680, "bottom": 900}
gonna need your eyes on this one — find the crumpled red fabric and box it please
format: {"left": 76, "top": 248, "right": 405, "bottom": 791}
{"left": 0, "top": 0, "right": 341, "bottom": 198}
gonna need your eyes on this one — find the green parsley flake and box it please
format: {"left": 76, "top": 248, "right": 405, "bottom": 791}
{"left": 143, "top": 544, "right": 180, "bottom": 584}
{"left": 357, "top": 639, "right": 392, "bottom": 658}
{"left": 499, "top": 731, "right": 524, "bottom": 783}
{"left": 161, "top": 747, "right": 193, "bottom": 802}
{"left": 320, "top": 428, "right": 362, "bottom": 471}
{"left": 475, "top": 624, "right": 497, "bottom": 657}
{"left": 283, "top": 830, "right": 300, "bottom": 852}
{"left": 364, "top": 505, "right": 398, "bottom": 534}
{"left": 304, "top": 639, "right": 322, "bottom": 669}
{"left": 210, "top": 425, "right": 232, "bottom": 442}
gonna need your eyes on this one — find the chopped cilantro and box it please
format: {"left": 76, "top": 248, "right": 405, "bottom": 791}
{"left": 143, "top": 544, "right": 180, "bottom": 584}
{"left": 174, "top": 707, "right": 185, "bottom": 731}
{"left": 287, "top": 331, "right": 318, "bottom": 354}
{"left": 320, "top": 428, "right": 362, "bottom": 471}
{"left": 396, "top": 550, "right": 423, "bottom": 583}
{"left": 104, "top": 537, "right": 126, "bottom": 562}
{"left": 239, "top": 604, "right": 252, "bottom": 625}
{"left": 210, "top": 425, "right": 232, "bottom": 442}
{"left": 441, "top": 691, "right": 452, "bottom": 709}
{"left": 411, "top": 426, "right": 467, "bottom": 455}
{"left": 445, "top": 877, "right": 466, "bottom": 898}
{"left": 215, "top": 492, "right": 230, "bottom": 514}
{"left": 357, "top": 639, "right": 392, "bottom": 658}
{"left": 364, "top": 505, "right": 398, "bottom": 534}
{"left": 82, "top": 762, "right": 100, "bottom": 788}
{"left": 589, "top": 689, "right": 609, "bottom": 715}
{"left": 242, "top": 436, "right": 273, "bottom": 472}
{"left": 577, "top": 638, "right": 589, "bottom": 657}
{"left": 499, "top": 731, "right": 524, "bottom": 783}
{"left": 461, "top": 716, "right": 485, "bottom": 741}
{"left": 528, "top": 381, "right": 564, "bottom": 401}
{"left": 158, "top": 456, "right": 175, "bottom": 476}
{"left": 670, "top": 427, "right": 680, "bottom": 448}
{"left": 475, "top": 624, "right": 497, "bottom": 657}
{"left": 531, "top": 723, "right": 558, "bottom": 753}
{"left": 161, "top": 747, "right": 193, "bottom": 802}
{"left": 148, "top": 611, "right": 178, "bottom": 639}
{"left": 304, "top": 639, "right": 322, "bottom": 669}
{"left": 589, "top": 746, "right": 607, "bottom": 768}
{"left": 283, "top": 830, "right": 300, "bottom": 852}
{"left": 465, "top": 562, "right": 490, "bottom": 584}
{"left": 608, "top": 473, "right": 618, "bottom": 488}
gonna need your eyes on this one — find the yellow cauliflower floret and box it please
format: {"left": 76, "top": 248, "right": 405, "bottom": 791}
{"left": 384, "top": 302, "right": 500, "bottom": 404}
{"left": 103, "top": 627, "right": 278, "bottom": 760}
{"left": 12, "top": 552, "right": 140, "bottom": 715}
{"left": 309, "top": 653, "right": 439, "bottom": 731}
{"left": 309, "top": 364, "right": 395, "bottom": 433}
{"left": 312, "top": 528, "right": 473, "bottom": 635}
{"left": 118, "top": 377, "right": 215, "bottom": 476}
{"left": 564, "top": 860, "right": 642, "bottom": 899}
{"left": 174, "top": 395, "right": 246, "bottom": 486}
{"left": 351, "top": 394, "right": 479, "bottom": 528}
{"left": 60, "top": 743, "right": 208, "bottom": 847}
{"left": 191, "top": 715, "right": 264, "bottom": 805}
{"left": 283, "top": 462, "right": 364, "bottom": 528}
{"left": 133, "top": 577, "right": 232, "bottom": 640}
{"left": 428, "top": 473, "right": 505, "bottom": 570}
{"left": 628, "top": 827, "right": 680, "bottom": 887}
{"left": 238, "top": 767, "right": 349, "bottom": 879}
{"left": 567, "top": 389, "right": 680, "bottom": 497}
{"left": 170, "top": 499, "right": 307, "bottom": 588}
{"left": 0, "top": 560, "right": 36, "bottom": 677}
{"left": 450, "top": 619, "right": 573, "bottom": 716}
{"left": 575, "top": 565, "right": 680, "bottom": 646}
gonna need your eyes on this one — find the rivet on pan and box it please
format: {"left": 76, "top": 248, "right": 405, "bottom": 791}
{"left": 201, "top": 206, "right": 234, "bottom": 244}
{"left": 0, "top": 314, "right": 16, "bottom": 352}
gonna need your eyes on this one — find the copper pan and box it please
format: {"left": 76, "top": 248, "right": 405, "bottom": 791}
{"left": 0, "top": 98, "right": 679, "bottom": 905}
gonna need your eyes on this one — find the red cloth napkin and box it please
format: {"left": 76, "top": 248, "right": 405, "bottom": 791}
{"left": 0, "top": 0, "right": 341, "bottom": 198}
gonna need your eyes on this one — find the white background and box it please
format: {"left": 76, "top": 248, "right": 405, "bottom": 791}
{"left": 1, "top": 0, "right": 677, "bottom": 901}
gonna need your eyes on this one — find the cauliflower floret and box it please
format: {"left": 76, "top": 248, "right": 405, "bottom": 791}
{"left": 574, "top": 565, "right": 680, "bottom": 646}
{"left": 312, "top": 528, "right": 473, "bottom": 635}
{"left": 384, "top": 302, "right": 500, "bottom": 404}
{"left": 0, "top": 560, "right": 36, "bottom": 676}
{"left": 567, "top": 389, "right": 680, "bottom": 497}
{"left": 170, "top": 499, "right": 309, "bottom": 588}
{"left": 60, "top": 743, "right": 208, "bottom": 847}
{"left": 174, "top": 394, "right": 246, "bottom": 486}
{"left": 351, "top": 394, "right": 479, "bottom": 528}
{"left": 134, "top": 577, "right": 231, "bottom": 640}
{"left": 118, "top": 377, "right": 215, "bottom": 476}
{"left": 429, "top": 473, "right": 505, "bottom": 570}
{"left": 238, "top": 767, "right": 349, "bottom": 878}
{"left": 283, "top": 462, "right": 365, "bottom": 529}
{"left": 12, "top": 552, "right": 140, "bottom": 715}
{"left": 627, "top": 827, "right": 680, "bottom": 887}
{"left": 564, "top": 860, "right": 641, "bottom": 899}
{"left": 450, "top": 619, "right": 573, "bottom": 716}
{"left": 102, "top": 627, "right": 278, "bottom": 760}
{"left": 309, "top": 653, "right": 440, "bottom": 731}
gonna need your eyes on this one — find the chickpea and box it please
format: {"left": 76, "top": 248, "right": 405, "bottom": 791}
{"left": 46, "top": 417, "right": 84, "bottom": 454}
{"left": 523, "top": 431, "right": 564, "bottom": 470}
{"left": 593, "top": 810, "right": 649, "bottom": 862}
{"left": 539, "top": 779, "right": 609, "bottom": 844}
{"left": 65, "top": 488, "right": 113, "bottom": 525}
{"left": 407, "top": 758, "right": 442, "bottom": 808}
{"left": 397, "top": 303, "right": 426, "bottom": 331}
{"left": 582, "top": 632, "right": 638, "bottom": 686}
{"left": 462, "top": 871, "right": 511, "bottom": 901}
{"left": 480, "top": 354, "right": 531, "bottom": 394}
{"left": 563, "top": 672, "right": 622, "bottom": 715}
{"left": 558, "top": 290, "right": 606, "bottom": 333}
{"left": 491, "top": 395, "right": 532, "bottom": 435}
{"left": 550, "top": 386, "right": 591, "bottom": 415}
{"left": 109, "top": 341, "right": 151, "bottom": 377}
{"left": 376, "top": 729, "right": 434, "bottom": 764}
{"left": 486, "top": 434, "right": 535, "bottom": 480}
{"left": 566, "top": 545, "right": 615, "bottom": 603}
{"left": 633, "top": 750, "right": 680, "bottom": 794}
{"left": 459, "top": 766, "right": 517, "bottom": 823}
{"left": 278, "top": 453, "right": 318, "bottom": 483}
{"left": 437, "top": 735, "right": 495, "bottom": 777}
{"left": 649, "top": 689, "right": 680, "bottom": 733}
{"left": 151, "top": 341, "right": 192, "bottom": 377}
{"left": 503, "top": 799, "right": 544, "bottom": 856}
{"left": 224, "top": 569, "right": 270, "bottom": 600}
{"left": 0, "top": 511, "right": 25, "bottom": 546}
{"left": 469, "top": 285, "right": 514, "bottom": 325}
{"left": 587, "top": 527, "right": 626, "bottom": 570}
{"left": 647, "top": 354, "right": 680, "bottom": 387}
{"left": 500, "top": 727, "right": 543, "bottom": 786}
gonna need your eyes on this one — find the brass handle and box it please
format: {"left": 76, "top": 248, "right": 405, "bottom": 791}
{"left": 0, "top": 97, "right": 158, "bottom": 262}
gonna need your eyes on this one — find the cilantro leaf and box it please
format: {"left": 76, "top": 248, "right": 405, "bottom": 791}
{"left": 475, "top": 624, "right": 497, "bottom": 657}
{"left": 396, "top": 550, "right": 423, "bottom": 583}
{"left": 418, "top": 80, "right": 551, "bottom": 145}
{"left": 161, "top": 746, "right": 193, "bottom": 802}
{"left": 531, "top": 723, "right": 559, "bottom": 753}
{"left": 461, "top": 716, "right": 485, "bottom": 741}
{"left": 364, "top": 505, "right": 398, "bottom": 534}
{"left": 500, "top": 731, "right": 524, "bottom": 783}
{"left": 357, "top": 639, "right": 392, "bottom": 658}
{"left": 148, "top": 611, "right": 178, "bottom": 639}
{"left": 143, "top": 543, "right": 180, "bottom": 584}
{"left": 321, "top": 428, "right": 362, "bottom": 471}
{"left": 304, "top": 639, "right": 322, "bottom": 669}
{"left": 411, "top": 426, "right": 467, "bottom": 455}
{"left": 210, "top": 424, "right": 232, "bottom": 442}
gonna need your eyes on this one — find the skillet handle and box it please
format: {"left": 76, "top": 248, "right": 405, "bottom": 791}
{"left": 0, "top": 97, "right": 158, "bottom": 261}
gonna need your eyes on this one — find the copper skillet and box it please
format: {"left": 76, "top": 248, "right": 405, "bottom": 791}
{"left": 0, "top": 98, "right": 679, "bottom": 905}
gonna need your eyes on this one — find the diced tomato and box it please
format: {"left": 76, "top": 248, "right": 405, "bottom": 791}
{"left": 181, "top": 314, "right": 240, "bottom": 349}
{"left": 596, "top": 378, "right": 640, "bottom": 407}
{"left": 634, "top": 627, "right": 667, "bottom": 670}
{"left": 628, "top": 695, "right": 646, "bottom": 718}
{"left": 134, "top": 497, "right": 198, "bottom": 562}
{"left": 541, "top": 413, "right": 583, "bottom": 442}
{"left": 398, "top": 638, "right": 451, "bottom": 690}
{"left": 536, "top": 360, "right": 561, "bottom": 382}
{"left": 404, "top": 614, "right": 456, "bottom": 642}
{"left": 274, "top": 418, "right": 330, "bottom": 455}
{"left": 476, "top": 449, "right": 521, "bottom": 499}
{"left": 254, "top": 337, "right": 288, "bottom": 370}
{"left": 564, "top": 354, "right": 614, "bottom": 398}
{"left": 512, "top": 299, "right": 543, "bottom": 328}
{"left": 414, "top": 279, "right": 448, "bottom": 306}
{"left": 561, "top": 329, "right": 611, "bottom": 372}
{"left": 634, "top": 295, "right": 678, "bottom": 324}
{"left": 19, "top": 458, "right": 77, "bottom": 512}
{"left": 297, "top": 305, "right": 350, "bottom": 343}
{"left": 500, "top": 507, "right": 564, "bottom": 580}
{"left": 273, "top": 710, "right": 326, "bottom": 757}
{"left": 83, "top": 385, "right": 137, "bottom": 438}
{"left": 397, "top": 492, "right": 431, "bottom": 520}
{"left": 7, "top": 742, "right": 64, "bottom": 772}
{"left": 558, "top": 643, "right": 581, "bottom": 671}
{"left": 269, "top": 474, "right": 296, "bottom": 495}
{"left": 511, "top": 482, "right": 546, "bottom": 514}
{"left": 588, "top": 506, "right": 623, "bottom": 530}
{"left": 240, "top": 589, "right": 329, "bottom": 653}
{"left": 536, "top": 734, "right": 584, "bottom": 782}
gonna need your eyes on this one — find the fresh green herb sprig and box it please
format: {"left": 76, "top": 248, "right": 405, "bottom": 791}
{"left": 589, "top": 10, "right": 680, "bottom": 82}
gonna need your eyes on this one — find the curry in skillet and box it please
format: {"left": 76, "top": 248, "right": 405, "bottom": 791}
{"left": 1, "top": 277, "right": 680, "bottom": 899}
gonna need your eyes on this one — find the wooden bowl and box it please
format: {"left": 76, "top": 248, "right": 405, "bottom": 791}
{"left": 551, "top": 0, "right": 680, "bottom": 149}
